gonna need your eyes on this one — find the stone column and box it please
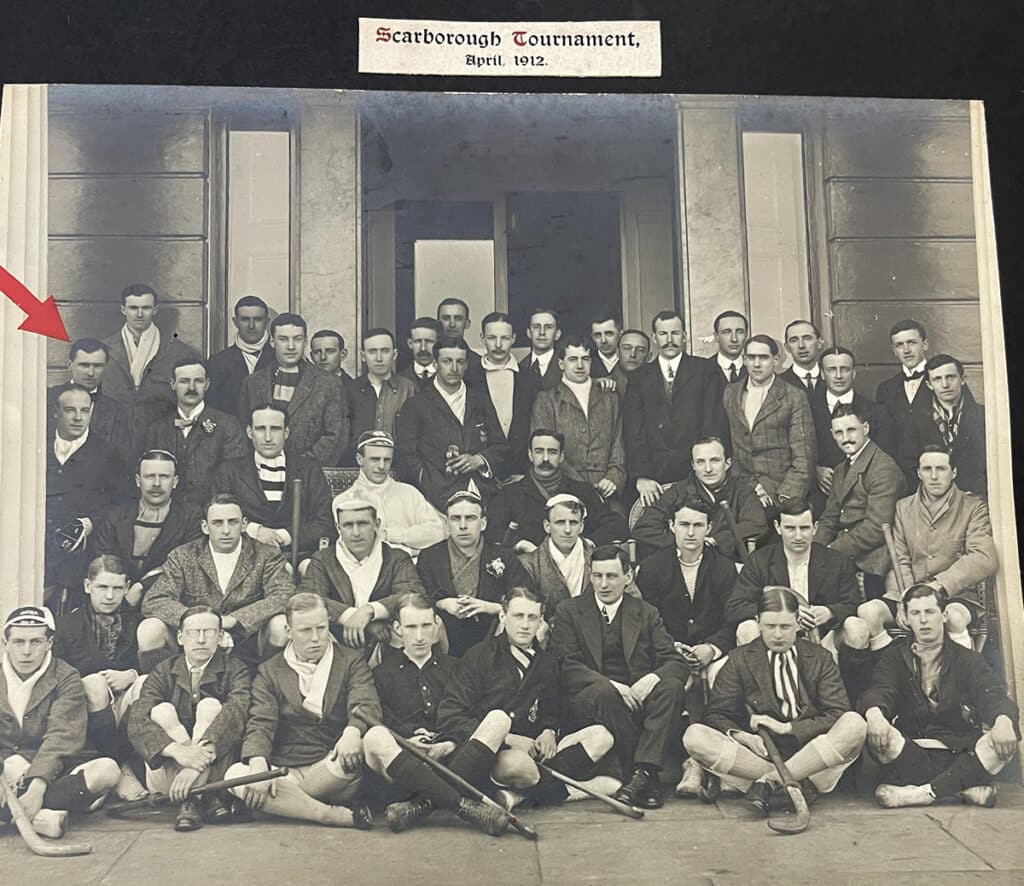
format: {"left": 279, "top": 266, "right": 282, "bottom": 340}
{"left": 0, "top": 85, "right": 48, "bottom": 613}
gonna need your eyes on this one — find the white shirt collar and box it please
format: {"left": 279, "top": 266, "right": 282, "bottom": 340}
{"left": 54, "top": 428, "right": 90, "bottom": 464}
{"left": 716, "top": 353, "right": 742, "bottom": 373}
{"left": 254, "top": 450, "right": 286, "bottom": 469}
{"left": 597, "top": 594, "right": 625, "bottom": 624}
{"left": 531, "top": 349, "right": 555, "bottom": 373}
{"left": 658, "top": 353, "right": 683, "bottom": 375}
{"left": 481, "top": 354, "right": 518, "bottom": 373}
{"left": 848, "top": 440, "right": 871, "bottom": 464}
{"left": 826, "top": 390, "right": 855, "bottom": 410}
{"left": 794, "top": 364, "right": 820, "bottom": 380}
{"left": 904, "top": 360, "right": 927, "bottom": 378}
{"left": 598, "top": 352, "right": 619, "bottom": 372}
{"left": 747, "top": 373, "right": 775, "bottom": 392}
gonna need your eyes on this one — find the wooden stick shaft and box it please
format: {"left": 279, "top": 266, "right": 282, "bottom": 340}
{"left": 106, "top": 767, "right": 288, "bottom": 816}
{"left": 882, "top": 522, "right": 906, "bottom": 597}
{"left": 536, "top": 762, "right": 643, "bottom": 819}
{"left": 756, "top": 726, "right": 799, "bottom": 788}
{"left": 290, "top": 477, "right": 303, "bottom": 573}
{"left": 0, "top": 771, "right": 92, "bottom": 856}
{"left": 718, "top": 501, "right": 751, "bottom": 567}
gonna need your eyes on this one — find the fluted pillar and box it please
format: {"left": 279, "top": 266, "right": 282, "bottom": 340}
{"left": 0, "top": 85, "right": 48, "bottom": 614}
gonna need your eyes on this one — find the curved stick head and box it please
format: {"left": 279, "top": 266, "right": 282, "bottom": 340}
{"left": 766, "top": 785, "right": 810, "bottom": 834}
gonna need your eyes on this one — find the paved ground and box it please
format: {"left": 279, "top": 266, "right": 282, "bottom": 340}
{"left": 3, "top": 782, "right": 1024, "bottom": 885}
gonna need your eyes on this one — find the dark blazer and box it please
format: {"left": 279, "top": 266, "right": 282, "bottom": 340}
{"left": 416, "top": 540, "right": 533, "bottom": 657}
{"left": 780, "top": 366, "right": 823, "bottom": 398}
{"left": 55, "top": 605, "right": 141, "bottom": 676}
{"left": 465, "top": 362, "right": 540, "bottom": 476}
{"left": 437, "top": 636, "right": 560, "bottom": 742}
{"left": 242, "top": 643, "right": 382, "bottom": 766}
{"left": 47, "top": 387, "right": 131, "bottom": 462}
{"left": 400, "top": 364, "right": 435, "bottom": 388}
{"left": 212, "top": 454, "right": 336, "bottom": 555}
{"left": 636, "top": 545, "right": 737, "bottom": 652}
{"left": 342, "top": 373, "right": 419, "bottom": 465}
{"left": 704, "top": 637, "right": 850, "bottom": 750}
{"left": 128, "top": 649, "right": 251, "bottom": 765}
{"left": 810, "top": 389, "right": 896, "bottom": 468}
{"left": 875, "top": 370, "right": 933, "bottom": 471}
{"left": 102, "top": 328, "right": 201, "bottom": 455}
{"left": 300, "top": 542, "right": 424, "bottom": 625}
{"left": 631, "top": 470, "right": 767, "bottom": 561}
{"left": 723, "top": 377, "right": 816, "bottom": 501}
{"left": 142, "top": 536, "right": 294, "bottom": 638}
{"left": 0, "top": 656, "right": 86, "bottom": 783}
{"left": 373, "top": 651, "right": 456, "bottom": 737}
{"left": 813, "top": 440, "right": 906, "bottom": 574}
{"left": 900, "top": 387, "right": 987, "bottom": 497}
{"left": 726, "top": 541, "right": 859, "bottom": 630}
{"left": 206, "top": 342, "right": 275, "bottom": 418}
{"left": 239, "top": 363, "right": 350, "bottom": 467}
{"left": 550, "top": 590, "right": 689, "bottom": 693}
{"left": 484, "top": 474, "right": 629, "bottom": 549}
{"left": 518, "top": 352, "right": 561, "bottom": 392}
{"left": 144, "top": 406, "right": 247, "bottom": 506}
{"left": 859, "top": 636, "right": 1020, "bottom": 751}
{"left": 92, "top": 498, "right": 204, "bottom": 587}
{"left": 393, "top": 382, "right": 510, "bottom": 510}
{"left": 623, "top": 356, "right": 727, "bottom": 486}
{"left": 590, "top": 358, "right": 631, "bottom": 404}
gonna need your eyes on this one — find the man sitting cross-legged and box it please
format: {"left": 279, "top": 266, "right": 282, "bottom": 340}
{"left": 683, "top": 586, "right": 867, "bottom": 816}
{"left": 126, "top": 606, "right": 251, "bottom": 830}
{"left": 861, "top": 583, "right": 1019, "bottom": 809}
{"left": 1, "top": 606, "right": 120, "bottom": 840}
{"left": 225, "top": 593, "right": 375, "bottom": 829}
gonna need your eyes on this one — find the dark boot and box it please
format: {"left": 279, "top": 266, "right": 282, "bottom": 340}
{"left": 385, "top": 797, "right": 434, "bottom": 833}
{"left": 745, "top": 779, "right": 774, "bottom": 817}
{"left": 456, "top": 798, "right": 508, "bottom": 837}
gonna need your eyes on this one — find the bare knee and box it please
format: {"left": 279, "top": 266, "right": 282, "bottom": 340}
{"left": 857, "top": 600, "right": 892, "bottom": 636}
{"left": 579, "top": 724, "right": 614, "bottom": 759}
{"left": 195, "top": 697, "right": 222, "bottom": 720}
{"left": 842, "top": 616, "right": 871, "bottom": 650}
{"left": 265, "top": 614, "right": 289, "bottom": 649}
{"left": 736, "top": 620, "right": 760, "bottom": 646}
{"left": 362, "top": 726, "right": 399, "bottom": 770}
{"left": 946, "top": 602, "right": 972, "bottom": 633}
{"left": 81, "top": 673, "right": 112, "bottom": 712}
{"left": 150, "top": 701, "right": 179, "bottom": 726}
{"left": 137, "top": 618, "right": 174, "bottom": 652}
{"left": 225, "top": 762, "right": 250, "bottom": 798}
{"left": 82, "top": 757, "right": 121, "bottom": 792}
{"left": 492, "top": 749, "right": 538, "bottom": 788}
{"left": 833, "top": 711, "right": 867, "bottom": 750}
{"left": 683, "top": 724, "right": 721, "bottom": 761}
{"left": 474, "top": 710, "right": 513, "bottom": 743}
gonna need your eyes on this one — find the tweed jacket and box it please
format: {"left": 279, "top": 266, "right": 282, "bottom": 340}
{"left": 704, "top": 637, "right": 850, "bottom": 749}
{"left": 47, "top": 386, "right": 131, "bottom": 462}
{"left": 92, "top": 498, "right": 204, "bottom": 587}
{"left": 635, "top": 545, "right": 737, "bottom": 653}
{"left": 892, "top": 485, "right": 997, "bottom": 596}
{"left": 519, "top": 538, "right": 596, "bottom": 618}
{"left": 464, "top": 361, "right": 540, "bottom": 476}
{"left": 239, "top": 362, "right": 350, "bottom": 467}
{"left": 416, "top": 539, "right": 533, "bottom": 657}
{"left": 142, "top": 536, "right": 294, "bottom": 638}
{"left": 631, "top": 469, "right": 767, "bottom": 561}
{"left": 144, "top": 405, "right": 247, "bottom": 506}
{"left": 55, "top": 605, "right": 141, "bottom": 676}
{"left": 810, "top": 388, "right": 896, "bottom": 469}
{"left": 550, "top": 589, "right": 689, "bottom": 692}
{"left": 531, "top": 381, "right": 626, "bottom": 491}
{"left": 813, "top": 440, "right": 906, "bottom": 574}
{"left": 900, "top": 387, "right": 987, "bottom": 497}
{"left": 393, "top": 382, "right": 509, "bottom": 510}
{"left": 128, "top": 649, "right": 251, "bottom": 765}
{"left": 205, "top": 342, "right": 275, "bottom": 418}
{"left": 101, "top": 327, "right": 201, "bottom": 455}
{"left": 726, "top": 542, "right": 859, "bottom": 631}
{"left": 0, "top": 656, "right": 86, "bottom": 783}
{"left": 299, "top": 541, "right": 424, "bottom": 624}
{"left": 342, "top": 372, "right": 419, "bottom": 465}
{"left": 859, "top": 636, "right": 1020, "bottom": 751}
{"left": 623, "top": 356, "right": 728, "bottom": 485}
{"left": 723, "top": 377, "right": 816, "bottom": 501}
{"left": 241, "top": 643, "right": 382, "bottom": 766}
{"left": 211, "top": 454, "right": 336, "bottom": 555}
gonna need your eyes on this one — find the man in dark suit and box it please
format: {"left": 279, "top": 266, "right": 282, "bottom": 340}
{"left": 212, "top": 405, "right": 335, "bottom": 563}
{"left": 519, "top": 307, "right": 563, "bottom": 392}
{"left": 465, "top": 312, "right": 539, "bottom": 476}
{"left": 309, "top": 328, "right": 357, "bottom": 387}
{"left": 551, "top": 545, "right": 689, "bottom": 809}
{"left": 875, "top": 319, "right": 932, "bottom": 479}
{"left": 588, "top": 311, "right": 624, "bottom": 381}
{"left": 437, "top": 298, "right": 483, "bottom": 374}
{"left": 144, "top": 358, "right": 247, "bottom": 507}
{"left": 239, "top": 313, "right": 350, "bottom": 467}
{"left": 206, "top": 296, "right": 275, "bottom": 418}
{"left": 900, "top": 354, "right": 987, "bottom": 497}
{"left": 417, "top": 491, "right": 532, "bottom": 657}
{"left": 779, "top": 319, "right": 825, "bottom": 396}
{"left": 92, "top": 449, "right": 203, "bottom": 607}
{"left": 683, "top": 587, "right": 866, "bottom": 814}
{"left": 399, "top": 317, "right": 442, "bottom": 385}
{"left": 101, "top": 283, "right": 201, "bottom": 456}
{"left": 726, "top": 498, "right": 860, "bottom": 642}
{"left": 704, "top": 310, "right": 748, "bottom": 386}
{"left": 394, "top": 338, "right": 509, "bottom": 510}
{"left": 624, "top": 310, "right": 727, "bottom": 506}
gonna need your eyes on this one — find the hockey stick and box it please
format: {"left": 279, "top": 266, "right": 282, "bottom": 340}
{"left": 535, "top": 761, "right": 644, "bottom": 819}
{"left": 105, "top": 767, "right": 288, "bottom": 818}
{"left": 0, "top": 768, "right": 92, "bottom": 857}
{"left": 718, "top": 500, "right": 751, "bottom": 567}
{"left": 290, "top": 477, "right": 304, "bottom": 574}
{"left": 756, "top": 726, "right": 810, "bottom": 835}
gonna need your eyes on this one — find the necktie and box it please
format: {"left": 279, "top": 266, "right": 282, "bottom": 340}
{"left": 804, "top": 372, "right": 814, "bottom": 391}
{"left": 601, "top": 605, "right": 611, "bottom": 624}
{"left": 532, "top": 359, "right": 542, "bottom": 380}
{"left": 729, "top": 363, "right": 739, "bottom": 384}
{"left": 190, "top": 666, "right": 203, "bottom": 693}
{"left": 665, "top": 364, "right": 675, "bottom": 398}
{"left": 420, "top": 368, "right": 429, "bottom": 379}
{"left": 906, "top": 369, "right": 925, "bottom": 381}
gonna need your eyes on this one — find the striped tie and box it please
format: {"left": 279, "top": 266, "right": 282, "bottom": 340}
{"left": 509, "top": 645, "right": 535, "bottom": 683}
{"left": 770, "top": 649, "right": 801, "bottom": 720}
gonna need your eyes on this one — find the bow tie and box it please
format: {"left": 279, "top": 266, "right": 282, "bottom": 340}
{"left": 905, "top": 370, "right": 925, "bottom": 381}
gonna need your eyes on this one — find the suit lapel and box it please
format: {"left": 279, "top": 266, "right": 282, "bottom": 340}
{"left": 322, "top": 548, "right": 355, "bottom": 606}
{"left": 23, "top": 660, "right": 59, "bottom": 717}
{"left": 321, "top": 645, "right": 345, "bottom": 720}
{"left": 751, "top": 640, "right": 781, "bottom": 715}
{"left": 427, "top": 385, "right": 464, "bottom": 429}
{"left": 752, "top": 381, "right": 784, "bottom": 427}
{"left": 621, "top": 594, "right": 642, "bottom": 665}
{"left": 807, "top": 547, "right": 825, "bottom": 606}
{"left": 222, "top": 538, "right": 255, "bottom": 601}
{"left": 768, "top": 545, "right": 791, "bottom": 586}
{"left": 579, "top": 595, "right": 604, "bottom": 671}
{"left": 116, "top": 506, "right": 135, "bottom": 561}
{"left": 833, "top": 443, "right": 873, "bottom": 501}
{"left": 197, "top": 542, "right": 222, "bottom": 592}
{"left": 288, "top": 368, "right": 314, "bottom": 415}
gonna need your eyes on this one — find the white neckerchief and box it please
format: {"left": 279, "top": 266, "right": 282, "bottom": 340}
{"left": 826, "top": 390, "right": 855, "bottom": 411}
{"left": 481, "top": 357, "right": 516, "bottom": 436}
{"left": 717, "top": 353, "right": 742, "bottom": 377}
{"left": 598, "top": 595, "right": 624, "bottom": 624}
{"left": 658, "top": 353, "right": 682, "bottom": 381}
{"left": 530, "top": 349, "right": 555, "bottom": 377}
{"left": 283, "top": 640, "right": 335, "bottom": 719}
{"left": 122, "top": 324, "right": 161, "bottom": 388}
{"left": 548, "top": 537, "right": 587, "bottom": 597}
{"left": 177, "top": 401, "right": 206, "bottom": 438}
{"left": 598, "top": 351, "right": 619, "bottom": 373}
{"left": 235, "top": 331, "right": 269, "bottom": 374}
{"left": 564, "top": 377, "right": 593, "bottom": 417}
{"left": 54, "top": 428, "right": 89, "bottom": 465}
{"left": 209, "top": 540, "right": 243, "bottom": 594}
{"left": 434, "top": 379, "right": 467, "bottom": 425}
{"left": 335, "top": 536, "right": 384, "bottom": 608}
{"left": 3, "top": 651, "right": 52, "bottom": 727}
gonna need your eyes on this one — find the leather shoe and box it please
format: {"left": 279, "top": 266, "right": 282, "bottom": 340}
{"left": 614, "top": 768, "right": 662, "bottom": 809}
{"left": 175, "top": 797, "right": 204, "bottom": 832}
{"left": 203, "top": 794, "right": 232, "bottom": 824}
{"left": 745, "top": 779, "right": 773, "bottom": 817}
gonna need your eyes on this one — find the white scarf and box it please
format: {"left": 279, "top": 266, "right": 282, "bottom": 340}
{"left": 335, "top": 536, "right": 384, "bottom": 609}
{"left": 548, "top": 537, "right": 587, "bottom": 597}
{"left": 54, "top": 428, "right": 89, "bottom": 465}
{"left": 235, "top": 331, "right": 269, "bottom": 374}
{"left": 434, "top": 379, "right": 468, "bottom": 425}
{"left": 3, "top": 651, "right": 52, "bottom": 727}
{"left": 283, "top": 640, "right": 334, "bottom": 719}
{"left": 122, "top": 324, "right": 161, "bottom": 388}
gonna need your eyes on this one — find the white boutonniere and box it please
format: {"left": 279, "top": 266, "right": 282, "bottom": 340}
{"left": 201, "top": 418, "right": 217, "bottom": 434}
{"left": 485, "top": 557, "right": 505, "bottom": 577}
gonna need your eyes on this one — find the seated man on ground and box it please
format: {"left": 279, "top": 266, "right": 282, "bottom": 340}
{"left": 226, "top": 593, "right": 376, "bottom": 829}
{"left": 417, "top": 490, "right": 532, "bottom": 657}
{"left": 127, "top": 606, "right": 251, "bottom": 830}
{"left": 1, "top": 606, "right": 120, "bottom": 839}
{"left": 138, "top": 494, "right": 293, "bottom": 670}
{"left": 682, "top": 587, "right": 867, "bottom": 814}
{"left": 550, "top": 546, "right": 689, "bottom": 810}
{"left": 860, "top": 583, "right": 1019, "bottom": 809}
{"left": 299, "top": 488, "right": 424, "bottom": 652}
{"left": 349, "top": 430, "right": 447, "bottom": 559}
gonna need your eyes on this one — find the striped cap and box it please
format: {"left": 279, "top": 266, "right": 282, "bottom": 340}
{"left": 4, "top": 605, "right": 56, "bottom": 632}
{"left": 356, "top": 430, "right": 395, "bottom": 452}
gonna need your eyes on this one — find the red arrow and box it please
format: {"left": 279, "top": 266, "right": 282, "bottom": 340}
{"left": 0, "top": 263, "right": 69, "bottom": 341}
